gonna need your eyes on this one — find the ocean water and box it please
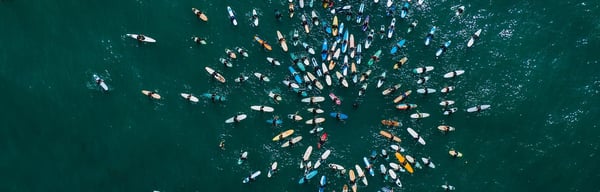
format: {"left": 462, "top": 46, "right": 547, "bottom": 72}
{"left": 1, "top": 0, "right": 599, "bottom": 191}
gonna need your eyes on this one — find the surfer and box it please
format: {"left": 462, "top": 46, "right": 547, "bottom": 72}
{"left": 274, "top": 9, "right": 282, "bottom": 20}
{"left": 272, "top": 116, "right": 279, "bottom": 126}
{"left": 259, "top": 74, "right": 265, "bottom": 81}
{"left": 260, "top": 105, "right": 265, "bottom": 112}
{"left": 219, "top": 140, "right": 225, "bottom": 150}
{"left": 233, "top": 115, "right": 240, "bottom": 123}
{"left": 238, "top": 74, "right": 245, "bottom": 83}
{"left": 456, "top": 6, "right": 464, "bottom": 15}
{"left": 381, "top": 150, "right": 389, "bottom": 159}
{"left": 211, "top": 94, "right": 216, "bottom": 102}
{"left": 423, "top": 157, "right": 431, "bottom": 166}
{"left": 449, "top": 149, "right": 461, "bottom": 158}
{"left": 352, "top": 102, "right": 359, "bottom": 109}
{"left": 136, "top": 34, "right": 146, "bottom": 41}
{"left": 287, "top": 139, "right": 294, "bottom": 147}
{"left": 335, "top": 112, "right": 341, "bottom": 120}
{"left": 147, "top": 91, "right": 156, "bottom": 98}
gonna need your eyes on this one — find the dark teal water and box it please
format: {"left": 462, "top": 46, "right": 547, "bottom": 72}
{"left": 1, "top": 0, "right": 599, "bottom": 191}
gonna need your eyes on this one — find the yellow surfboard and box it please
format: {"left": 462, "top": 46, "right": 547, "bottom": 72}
{"left": 394, "top": 152, "right": 414, "bottom": 174}
{"left": 272, "top": 129, "right": 294, "bottom": 141}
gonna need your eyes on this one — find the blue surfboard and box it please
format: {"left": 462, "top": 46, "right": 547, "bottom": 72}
{"left": 298, "top": 170, "right": 318, "bottom": 184}
{"left": 329, "top": 112, "right": 348, "bottom": 120}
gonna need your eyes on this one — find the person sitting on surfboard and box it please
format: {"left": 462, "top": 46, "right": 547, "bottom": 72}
{"left": 186, "top": 94, "right": 192, "bottom": 100}
{"left": 136, "top": 34, "right": 146, "bottom": 41}
{"left": 272, "top": 116, "right": 279, "bottom": 126}
{"left": 237, "top": 75, "right": 245, "bottom": 83}
{"left": 147, "top": 91, "right": 156, "bottom": 98}
{"left": 449, "top": 149, "right": 461, "bottom": 158}
{"left": 233, "top": 115, "right": 241, "bottom": 123}
{"left": 210, "top": 94, "right": 216, "bottom": 102}
{"left": 423, "top": 157, "right": 431, "bottom": 166}
{"left": 335, "top": 112, "right": 341, "bottom": 120}
{"left": 96, "top": 78, "right": 103, "bottom": 85}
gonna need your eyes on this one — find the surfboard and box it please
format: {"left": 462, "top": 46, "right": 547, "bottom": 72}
{"left": 438, "top": 125, "right": 456, "bottom": 132}
{"left": 439, "top": 100, "right": 455, "bottom": 107}
{"left": 407, "top": 128, "right": 426, "bottom": 145}
{"left": 443, "top": 108, "right": 458, "bottom": 115}
{"left": 93, "top": 74, "right": 108, "bottom": 91}
{"left": 192, "top": 8, "right": 208, "bottom": 21}
{"left": 307, "top": 108, "right": 324, "bottom": 114}
{"left": 266, "top": 118, "right": 283, "bottom": 125}
{"left": 467, "top": 29, "right": 482, "bottom": 48}
{"left": 254, "top": 35, "right": 272, "bottom": 51}
{"left": 301, "top": 96, "right": 326, "bottom": 103}
{"left": 416, "top": 88, "right": 436, "bottom": 94}
{"left": 202, "top": 93, "right": 226, "bottom": 102}
{"left": 362, "top": 157, "right": 375, "bottom": 176}
{"left": 382, "top": 84, "right": 401, "bottom": 95}
{"left": 325, "top": 93, "right": 341, "bottom": 106}
{"left": 449, "top": 150, "right": 463, "bottom": 158}
{"left": 388, "top": 162, "right": 400, "bottom": 171}
{"left": 443, "top": 70, "right": 465, "bottom": 78}
{"left": 394, "top": 152, "right": 414, "bottom": 174}
{"left": 303, "top": 146, "right": 313, "bottom": 161}
{"left": 354, "top": 164, "right": 368, "bottom": 185}
{"left": 281, "top": 136, "right": 303, "bottom": 148}
{"left": 393, "top": 57, "right": 408, "bottom": 69}
{"left": 440, "top": 86, "right": 455, "bottom": 93}
{"left": 442, "top": 184, "right": 456, "bottom": 191}
{"left": 412, "top": 66, "right": 434, "bottom": 74}
{"left": 205, "top": 67, "right": 226, "bottom": 83}
{"left": 298, "top": 170, "right": 318, "bottom": 184}
{"left": 266, "top": 57, "right": 281, "bottom": 66}
{"left": 305, "top": 117, "right": 326, "bottom": 125}
{"left": 250, "top": 105, "right": 274, "bottom": 112}
{"left": 269, "top": 92, "right": 282, "bottom": 101}
{"left": 225, "top": 49, "right": 237, "bottom": 59}
{"left": 379, "top": 130, "right": 401, "bottom": 142}
{"left": 395, "top": 103, "right": 417, "bottom": 110}
{"left": 283, "top": 80, "right": 300, "bottom": 89}
{"left": 238, "top": 151, "right": 248, "bottom": 165}
{"left": 225, "top": 114, "right": 247, "bottom": 123}
{"left": 287, "top": 114, "right": 303, "bottom": 121}
{"left": 126, "top": 34, "right": 156, "bottom": 43}
{"left": 180, "top": 93, "right": 199, "bottom": 103}
{"left": 308, "top": 127, "right": 323, "bottom": 135}
{"left": 335, "top": 71, "right": 349, "bottom": 87}
{"left": 393, "top": 90, "right": 411, "bottom": 103}
{"left": 251, "top": 9, "right": 259, "bottom": 27}
{"left": 467, "top": 105, "right": 491, "bottom": 112}
{"left": 276, "top": 30, "right": 288, "bottom": 52}
{"left": 254, "top": 72, "right": 270, "bottom": 82}
{"left": 273, "top": 129, "right": 294, "bottom": 141}
{"left": 268, "top": 162, "right": 278, "bottom": 178}
{"left": 410, "top": 113, "right": 430, "bottom": 119}
{"left": 227, "top": 6, "right": 238, "bottom": 26}
{"left": 242, "top": 170, "right": 260, "bottom": 183}
{"left": 348, "top": 169, "right": 356, "bottom": 183}
{"left": 141, "top": 90, "right": 161, "bottom": 99}
{"left": 381, "top": 120, "right": 400, "bottom": 127}
{"left": 234, "top": 75, "right": 248, "bottom": 83}
{"left": 421, "top": 157, "right": 436, "bottom": 168}
{"left": 330, "top": 112, "right": 348, "bottom": 120}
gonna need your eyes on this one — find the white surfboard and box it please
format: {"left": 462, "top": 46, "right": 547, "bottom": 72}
{"left": 412, "top": 66, "right": 434, "bottom": 74}
{"left": 288, "top": 114, "right": 303, "bottom": 121}
{"left": 126, "top": 34, "right": 156, "bottom": 43}
{"left": 305, "top": 117, "right": 326, "bottom": 124}
{"left": 303, "top": 146, "right": 313, "bottom": 161}
{"left": 250, "top": 105, "right": 274, "bottom": 112}
{"left": 443, "top": 70, "right": 465, "bottom": 78}
{"left": 443, "top": 107, "right": 458, "bottom": 115}
{"left": 467, "top": 29, "right": 482, "bottom": 48}
{"left": 307, "top": 108, "right": 324, "bottom": 114}
{"left": 180, "top": 93, "right": 199, "bottom": 103}
{"left": 283, "top": 80, "right": 300, "bottom": 89}
{"left": 467, "top": 105, "right": 490, "bottom": 112}
{"left": 410, "top": 113, "right": 430, "bottom": 119}
{"left": 281, "top": 136, "right": 303, "bottom": 148}
{"left": 440, "top": 86, "right": 455, "bottom": 93}
{"left": 266, "top": 57, "right": 281, "bottom": 66}
{"left": 407, "top": 128, "right": 426, "bottom": 145}
{"left": 439, "top": 100, "right": 455, "bottom": 106}
{"left": 320, "top": 149, "right": 331, "bottom": 160}
{"left": 416, "top": 88, "right": 436, "bottom": 94}
{"left": 421, "top": 157, "right": 435, "bottom": 168}
{"left": 268, "top": 92, "right": 282, "bottom": 101}
{"left": 225, "top": 114, "right": 247, "bottom": 123}
{"left": 93, "top": 74, "right": 109, "bottom": 91}
{"left": 254, "top": 72, "right": 270, "bottom": 82}
{"left": 301, "top": 96, "right": 326, "bottom": 103}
